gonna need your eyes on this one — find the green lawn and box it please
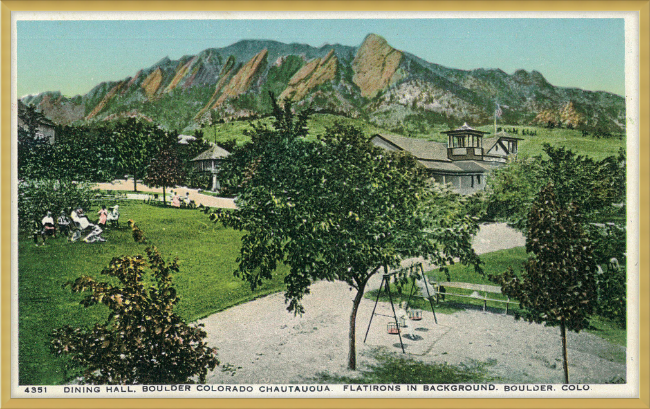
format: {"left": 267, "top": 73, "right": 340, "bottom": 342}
{"left": 19, "top": 202, "right": 288, "bottom": 385}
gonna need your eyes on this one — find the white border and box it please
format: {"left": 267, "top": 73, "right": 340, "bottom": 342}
{"left": 10, "top": 10, "right": 640, "bottom": 399}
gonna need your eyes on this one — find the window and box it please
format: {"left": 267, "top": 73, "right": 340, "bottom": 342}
{"left": 477, "top": 175, "right": 481, "bottom": 184}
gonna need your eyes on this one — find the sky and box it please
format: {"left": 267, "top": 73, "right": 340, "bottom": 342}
{"left": 16, "top": 18, "right": 626, "bottom": 98}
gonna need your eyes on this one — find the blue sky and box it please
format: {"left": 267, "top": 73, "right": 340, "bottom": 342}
{"left": 17, "top": 18, "right": 625, "bottom": 98}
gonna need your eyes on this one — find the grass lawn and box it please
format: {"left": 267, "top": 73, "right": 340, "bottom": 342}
{"left": 19, "top": 201, "right": 288, "bottom": 385}
{"left": 366, "top": 246, "right": 626, "bottom": 351}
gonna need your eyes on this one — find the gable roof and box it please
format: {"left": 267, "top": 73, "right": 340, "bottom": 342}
{"left": 191, "top": 144, "right": 230, "bottom": 161}
{"left": 483, "top": 131, "right": 522, "bottom": 153}
{"left": 371, "top": 133, "right": 450, "bottom": 162}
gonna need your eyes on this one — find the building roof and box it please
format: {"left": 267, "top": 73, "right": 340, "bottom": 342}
{"left": 178, "top": 134, "right": 196, "bottom": 144}
{"left": 371, "top": 133, "right": 450, "bottom": 162}
{"left": 441, "top": 122, "right": 489, "bottom": 135}
{"left": 418, "top": 160, "right": 499, "bottom": 174}
{"left": 490, "top": 131, "right": 523, "bottom": 140}
{"left": 191, "top": 144, "right": 230, "bottom": 161}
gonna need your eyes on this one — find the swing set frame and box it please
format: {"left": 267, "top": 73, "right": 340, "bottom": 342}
{"left": 363, "top": 263, "right": 437, "bottom": 353}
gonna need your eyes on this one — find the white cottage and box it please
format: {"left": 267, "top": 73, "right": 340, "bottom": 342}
{"left": 371, "top": 123, "right": 520, "bottom": 195}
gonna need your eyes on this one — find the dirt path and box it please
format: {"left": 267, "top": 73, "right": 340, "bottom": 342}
{"left": 93, "top": 179, "right": 236, "bottom": 209}
{"left": 198, "top": 223, "right": 625, "bottom": 385}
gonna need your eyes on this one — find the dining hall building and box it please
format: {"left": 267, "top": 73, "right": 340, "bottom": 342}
{"left": 370, "top": 123, "right": 521, "bottom": 195}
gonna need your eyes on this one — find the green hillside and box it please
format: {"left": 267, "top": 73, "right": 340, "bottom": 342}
{"left": 200, "top": 114, "right": 625, "bottom": 160}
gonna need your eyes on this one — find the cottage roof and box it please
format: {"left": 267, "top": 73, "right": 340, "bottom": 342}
{"left": 484, "top": 132, "right": 522, "bottom": 153}
{"left": 441, "top": 122, "right": 489, "bottom": 136}
{"left": 372, "top": 133, "right": 450, "bottom": 162}
{"left": 178, "top": 134, "right": 196, "bottom": 144}
{"left": 419, "top": 160, "right": 498, "bottom": 173}
{"left": 191, "top": 144, "right": 230, "bottom": 161}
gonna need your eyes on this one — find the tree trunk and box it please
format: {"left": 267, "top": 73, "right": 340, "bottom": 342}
{"left": 133, "top": 168, "right": 138, "bottom": 192}
{"left": 561, "top": 318, "right": 569, "bottom": 384}
{"left": 162, "top": 186, "right": 166, "bottom": 206}
{"left": 348, "top": 280, "right": 367, "bottom": 371}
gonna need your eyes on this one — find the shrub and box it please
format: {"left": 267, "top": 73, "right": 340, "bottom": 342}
{"left": 50, "top": 230, "right": 219, "bottom": 384}
{"left": 18, "top": 178, "right": 95, "bottom": 231}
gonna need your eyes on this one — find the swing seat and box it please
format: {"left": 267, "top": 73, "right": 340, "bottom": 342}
{"left": 409, "top": 309, "right": 423, "bottom": 320}
{"left": 387, "top": 322, "right": 400, "bottom": 334}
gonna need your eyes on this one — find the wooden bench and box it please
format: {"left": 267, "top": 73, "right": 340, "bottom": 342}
{"left": 433, "top": 281, "right": 519, "bottom": 313}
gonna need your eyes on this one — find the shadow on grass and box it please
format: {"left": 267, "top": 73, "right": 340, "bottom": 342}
{"left": 311, "top": 350, "right": 499, "bottom": 384}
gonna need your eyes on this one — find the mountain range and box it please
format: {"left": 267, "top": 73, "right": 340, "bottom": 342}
{"left": 20, "top": 33, "right": 626, "bottom": 134}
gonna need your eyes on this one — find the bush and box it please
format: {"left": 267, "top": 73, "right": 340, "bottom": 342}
{"left": 18, "top": 178, "right": 95, "bottom": 231}
{"left": 50, "top": 230, "right": 219, "bottom": 384}
{"left": 586, "top": 223, "right": 627, "bottom": 328}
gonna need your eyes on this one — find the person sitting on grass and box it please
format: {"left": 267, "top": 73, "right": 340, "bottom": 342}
{"left": 106, "top": 205, "right": 120, "bottom": 227}
{"left": 40, "top": 211, "right": 57, "bottom": 244}
{"left": 97, "top": 205, "right": 108, "bottom": 228}
{"left": 57, "top": 210, "right": 71, "bottom": 238}
{"left": 70, "top": 207, "right": 105, "bottom": 243}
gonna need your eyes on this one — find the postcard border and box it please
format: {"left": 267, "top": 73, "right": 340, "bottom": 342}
{"left": 2, "top": 1, "right": 648, "bottom": 409}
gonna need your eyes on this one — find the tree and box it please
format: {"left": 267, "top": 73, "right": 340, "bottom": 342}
{"left": 490, "top": 184, "right": 598, "bottom": 383}
{"left": 113, "top": 118, "right": 168, "bottom": 192}
{"left": 18, "top": 178, "right": 94, "bottom": 231}
{"left": 144, "top": 148, "right": 186, "bottom": 206}
{"left": 215, "top": 97, "right": 480, "bottom": 370}
{"left": 50, "top": 226, "right": 218, "bottom": 384}
{"left": 485, "top": 144, "right": 626, "bottom": 231}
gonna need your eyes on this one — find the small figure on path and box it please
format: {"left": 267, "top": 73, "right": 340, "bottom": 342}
{"left": 172, "top": 191, "right": 181, "bottom": 208}
{"left": 397, "top": 301, "right": 414, "bottom": 339}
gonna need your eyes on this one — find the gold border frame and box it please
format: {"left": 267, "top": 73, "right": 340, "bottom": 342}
{"left": 2, "top": 1, "right": 648, "bottom": 408}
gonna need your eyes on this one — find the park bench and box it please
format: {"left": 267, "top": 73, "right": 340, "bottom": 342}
{"left": 433, "top": 281, "right": 519, "bottom": 314}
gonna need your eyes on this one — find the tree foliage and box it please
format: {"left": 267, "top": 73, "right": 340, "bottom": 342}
{"left": 144, "top": 148, "right": 187, "bottom": 205}
{"left": 490, "top": 184, "right": 598, "bottom": 383}
{"left": 214, "top": 96, "right": 480, "bottom": 370}
{"left": 18, "top": 178, "right": 95, "bottom": 231}
{"left": 485, "top": 144, "right": 626, "bottom": 231}
{"left": 50, "top": 227, "right": 218, "bottom": 384}
{"left": 113, "top": 118, "right": 171, "bottom": 191}
{"left": 585, "top": 222, "right": 627, "bottom": 327}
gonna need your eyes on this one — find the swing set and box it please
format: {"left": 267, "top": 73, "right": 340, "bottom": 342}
{"left": 363, "top": 263, "right": 437, "bottom": 353}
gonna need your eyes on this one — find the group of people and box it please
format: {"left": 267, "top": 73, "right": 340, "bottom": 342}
{"left": 34, "top": 205, "right": 119, "bottom": 246}
{"left": 169, "top": 191, "right": 194, "bottom": 208}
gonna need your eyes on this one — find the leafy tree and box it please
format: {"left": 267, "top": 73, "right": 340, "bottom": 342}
{"left": 18, "top": 103, "right": 46, "bottom": 146}
{"left": 50, "top": 123, "right": 121, "bottom": 182}
{"left": 112, "top": 118, "right": 169, "bottom": 192}
{"left": 50, "top": 226, "right": 218, "bottom": 384}
{"left": 585, "top": 222, "right": 627, "bottom": 328}
{"left": 490, "top": 184, "right": 598, "bottom": 383}
{"left": 485, "top": 145, "right": 626, "bottom": 231}
{"left": 144, "top": 148, "right": 186, "bottom": 206}
{"left": 18, "top": 178, "right": 94, "bottom": 231}
{"left": 215, "top": 97, "right": 480, "bottom": 370}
